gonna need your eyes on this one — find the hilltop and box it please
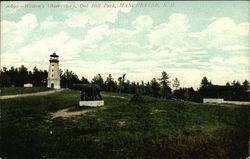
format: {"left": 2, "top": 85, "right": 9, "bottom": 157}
{"left": 1, "top": 89, "right": 249, "bottom": 159}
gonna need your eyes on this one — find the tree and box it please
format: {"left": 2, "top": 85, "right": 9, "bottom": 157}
{"left": 145, "top": 82, "right": 152, "bottom": 96}
{"left": 0, "top": 67, "right": 11, "bottom": 87}
{"left": 231, "top": 80, "right": 241, "bottom": 86}
{"left": 139, "top": 81, "right": 146, "bottom": 95}
{"left": 91, "top": 74, "right": 104, "bottom": 90}
{"left": 0, "top": 75, "right": 11, "bottom": 87}
{"left": 32, "top": 67, "right": 47, "bottom": 87}
{"left": 200, "top": 77, "right": 212, "bottom": 88}
{"left": 172, "top": 78, "right": 180, "bottom": 90}
{"left": 81, "top": 76, "right": 89, "bottom": 84}
{"left": 61, "top": 69, "right": 80, "bottom": 88}
{"left": 226, "top": 82, "right": 230, "bottom": 86}
{"left": 18, "top": 65, "right": 29, "bottom": 86}
{"left": 242, "top": 80, "right": 249, "bottom": 90}
{"left": 160, "top": 86, "right": 172, "bottom": 99}
{"left": 158, "top": 71, "right": 171, "bottom": 87}
{"left": 129, "top": 81, "right": 137, "bottom": 94}
{"left": 105, "top": 74, "right": 117, "bottom": 92}
{"left": 151, "top": 78, "right": 160, "bottom": 97}
{"left": 158, "top": 71, "right": 171, "bottom": 99}
{"left": 123, "top": 80, "right": 130, "bottom": 93}
{"left": 187, "top": 87, "right": 198, "bottom": 101}
{"left": 117, "top": 74, "right": 126, "bottom": 93}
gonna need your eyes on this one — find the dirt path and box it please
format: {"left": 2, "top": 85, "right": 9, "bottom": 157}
{"left": 224, "top": 101, "right": 250, "bottom": 106}
{"left": 0, "top": 89, "right": 64, "bottom": 100}
{"left": 51, "top": 107, "right": 95, "bottom": 119}
{"left": 102, "top": 95, "right": 127, "bottom": 99}
{"left": 51, "top": 95, "right": 126, "bottom": 119}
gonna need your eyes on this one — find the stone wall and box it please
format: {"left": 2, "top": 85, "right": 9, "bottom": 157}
{"left": 24, "top": 83, "right": 33, "bottom": 87}
{"left": 203, "top": 98, "right": 224, "bottom": 104}
{"left": 79, "top": 101, "right": 104, "bottom": 107}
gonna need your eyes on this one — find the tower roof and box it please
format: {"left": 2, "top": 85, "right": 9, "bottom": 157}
{"left": 50, "top": 52, "right": 59, "bottom": 57}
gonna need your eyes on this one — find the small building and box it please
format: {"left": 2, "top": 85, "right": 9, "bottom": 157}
{"left": 24, "top": 83, "right": 33, "bottom": 87}
{"left": 203, "top": 98, "right": 224, "bottom": 104}
{"left": 47, "top": 52, "right": 60, "bottom": 89}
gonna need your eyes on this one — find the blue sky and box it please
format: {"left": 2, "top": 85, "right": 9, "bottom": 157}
{"left": 1, "top": 1, "right": 249, "bottom": 88}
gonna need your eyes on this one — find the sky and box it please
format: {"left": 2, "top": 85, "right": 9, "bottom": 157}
{"left": 1, "top": 1, "right": 249, "bottom": 89}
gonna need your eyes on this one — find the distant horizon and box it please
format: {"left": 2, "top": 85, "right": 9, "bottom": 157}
{"left": 1, "top": 1, "right": 249, "bottom": 89}
{"left": 1, "top": 63, "right": 248, "bottom": 90}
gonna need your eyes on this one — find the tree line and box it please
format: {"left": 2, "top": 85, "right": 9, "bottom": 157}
{"left": 1, "top": 65, "right": 249, "bottom": 101}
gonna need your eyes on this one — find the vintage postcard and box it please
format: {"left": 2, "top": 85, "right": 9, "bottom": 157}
{"left": 1, "top": 1, "right": 249, "bottom": 159}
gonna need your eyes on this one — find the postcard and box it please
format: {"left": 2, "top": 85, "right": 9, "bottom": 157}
{"left": 1, "top": 1, "right": 249, "bottom": 159}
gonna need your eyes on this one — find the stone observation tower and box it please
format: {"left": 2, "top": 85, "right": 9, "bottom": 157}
{"left": 47, "top": 52, "right": 60, "bottom": 89}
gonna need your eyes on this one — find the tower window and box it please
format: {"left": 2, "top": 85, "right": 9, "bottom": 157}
{"left": 52, "top": 69, "right": 54, "bottom": 72}
{"left": 52, "top": 64, "right": 54, "bottom": 66}
{"left": 52, "top": 74, "right": 53, "bottom": 77}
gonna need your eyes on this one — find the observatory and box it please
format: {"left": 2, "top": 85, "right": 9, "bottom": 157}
{"left": 47, "top": 52, "right": 60, "bottom": 89}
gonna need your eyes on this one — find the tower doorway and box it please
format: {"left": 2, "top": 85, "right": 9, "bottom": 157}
{"left": 51, "top": 83, "right": 54, "bottom": 88}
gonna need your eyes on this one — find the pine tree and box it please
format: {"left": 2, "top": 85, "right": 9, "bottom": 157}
{"left": 158, "top": 71, "right": 171, "bottom": 87}
{"left": 172, "top": 78, "right": 180, "bottom": 90}
{"left": 200, "top": 77, "right": 211, "bottom": 88}
{"left": 242, "top": 80, "right": 249, "bottom": 90}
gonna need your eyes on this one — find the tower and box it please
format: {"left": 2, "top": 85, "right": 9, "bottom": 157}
{"left": 47, "top": 52, "right": 60, "bottom": 89}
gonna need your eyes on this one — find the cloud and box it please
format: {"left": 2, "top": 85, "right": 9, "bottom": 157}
{"left": 183, "top": 50, "right": 208, "bottom": 55}
{"left": 118, "top": 52, "right": 140, "bottom": 59}
{"left": 81, "top": 23, "right": 145, "bottom": 51}
{"left": 83, "top": 25, "right": 112, "bottom": 45}
{"left": 64, "top": 11, "right": 89, "bottom": 28}
{"left": 209, "top": 57, "right": 224, "bottom": 63}
{"left": 64, "top": 2, "right": 137, "bottom": 28}
{"left": 189, "top": 17, "right": 250, "bottom": 48}
{"left": 190, "top": 60, "right": 211, "bottom": 66}
{"left": 17, "top": 32, "right": 83, "bottom": 63}
{"left": 1, "top": 5, "right": 249, "bottom": 89}
{"left": 209, "top": 56, "right": 249, "bottom": 65}
{"left": 225, "top": 56, "right": 249, "bottom": 65}
{"left": 114, "top": 60, "right": 160, "bottom": 71}
{"left": 132, "top": 16, "right": 153, "bottom": 30}
{"left": 148, "top": 13, "right": 190, "bottom": 51}
{"left": 218, "top": 45, "right": 250, "bottom": 51}
{"left": 40, "top": 16, "right": 60, "bottom": 29}
{"left": 1, "top": 53, "right": 21, "bottom": 66}
{"left": 1, "top": 13, "right": 38, "bottom": 47}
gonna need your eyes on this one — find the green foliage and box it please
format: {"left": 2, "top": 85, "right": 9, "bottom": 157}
{"left": 231, "top": 80, "right": 241, "bottom": 86}
{"left": 158, "top": 71, "right": 172, "bottom": 99}
{"left": 158, "top": 71, "right": 171, "bottom": 87}
{"left": 1, "top": 89, "right": 248, "bottom": 159}
{"left": 91, "top": 74, "right": 104, "bottom": 90}
{"left": 104, "top": 74, "right": 117, "bottom": 92}
{"left": 199, "top": 85, "right": 249, "bottom": 101}
{"left": 0, "top": 65, "right": 48, "bottom": 87}
{"left": 81, "top": 76, "right": 89, "bottom": 84}
{"left": 151, "top": 78, "right": 160, "bottom": 97}
{"left": 172, "top": 77, "right": 180, "bottom": 90}
{"left": 242, "top": 80, "right": 249, "bottom": 90}
{"left": 2, "top": 66, "right": 248, "bottom": 102}
{"left": 61, "top": 69, "right": 80, "bottom": 88}
{"left": 117, "top": 74, "right": 126, "bottom": 93}
{"left": 200, "top": 77, "right": 212, "bottom": 88}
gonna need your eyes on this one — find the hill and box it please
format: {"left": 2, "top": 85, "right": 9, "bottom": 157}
{"left": 1, "top": 89, "right": 249, "bottom": 159}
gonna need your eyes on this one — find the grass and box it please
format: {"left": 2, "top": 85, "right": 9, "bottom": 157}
{"left": 0, "top": 87, "right": 52, "bottom": 96}
{"left": 1, "top": 89, "right": 249, "bottom": 159}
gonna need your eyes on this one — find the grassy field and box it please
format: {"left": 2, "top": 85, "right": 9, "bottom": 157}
{"left": 1, "top": 89, "right": 249, "bottom": 159}
{"left": 0, "top": 87, "right": 52, "bottom": 96}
